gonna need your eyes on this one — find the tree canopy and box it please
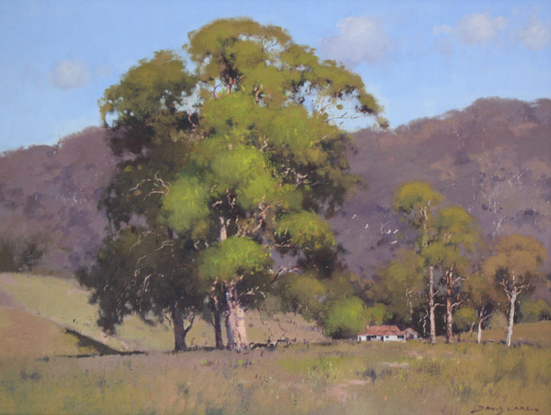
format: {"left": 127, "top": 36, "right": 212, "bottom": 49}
{"left": 80, "top": 17, "right": 385, "bottom": 351}
{"left": 391, "top": 181, "right": 481, "bottom": 343}
{"left": 483, "top": 234, "right": 546, "bottom": 347}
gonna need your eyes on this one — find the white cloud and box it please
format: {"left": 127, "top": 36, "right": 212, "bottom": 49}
{"left": 48, "top": 58, "right": 90, "bottom": 90}
{"left": 320, "top": 17, "right": 395, "bottom": 67}
{"left": 454, "top": 14, "right": 508, "bottom": 46}
{"left": 433, "top": 24, "right": 452, "bottom": 36}
{"left": 516, "top": 18, "right": 551, "bottom": 51}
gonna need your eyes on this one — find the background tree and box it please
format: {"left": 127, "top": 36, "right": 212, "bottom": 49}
{"left": 483, "top": 234, "right": 546, "bottom": 347}
{"left": 393, "top": 181, "right": 443, "bottom": 344}
{"left": 393, "top": 182, "right": 481, "bottom": 343}
{"left": 519, "top": 298, "right": 551, "bottom": 323}
{"left": 77, "top": 51, "right": 204, "bottom": 351}
{"left": 423, "top": 204, "right": 480, "bottom": 343}
{"left": 453, "top": 306, "right": 477, "bottom": 339}
{"left": 162, "top": 18, "right": 384, "bottom": 350}
{"left": 78, "top": 229, "right": 205, "bottom": 351}
{"left": 374, "top": 248, "right": 425, "bottom": 328}
{"left": 463, "top": 273, "right": 504, "bottom": 343}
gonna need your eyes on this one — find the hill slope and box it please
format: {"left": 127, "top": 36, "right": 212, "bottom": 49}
{"left": 0, "top": 272, "right": 328, "bottom": 356}
{"left": 333, "top": 97, "right": 551, "bottom": 286}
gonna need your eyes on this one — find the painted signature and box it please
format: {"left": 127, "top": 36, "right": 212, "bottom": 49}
{"left": 471, "top": 405, "right": 539, "bottom": 415}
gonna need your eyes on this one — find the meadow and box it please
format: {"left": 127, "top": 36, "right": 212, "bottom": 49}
{"left": 1, "top": 336, "right": 550, "bottom": 415}
{"left": 1, "top": 272, "right": 550, "bottom": 414}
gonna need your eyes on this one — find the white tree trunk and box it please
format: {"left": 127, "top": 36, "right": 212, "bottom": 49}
{"left": 224, "top": 280, "right": 249, "bottom": 350}
{"left": 445, "top": 290, "right": 453, "bottom": 343}
{"left": 477, "top": 318, "right": 483, "bottom": 344}
{"left": 506, "top": 291, "right": 517, "bottom": 348}
{"left": 428, "top": 266, "right": 437, "bottom": 345}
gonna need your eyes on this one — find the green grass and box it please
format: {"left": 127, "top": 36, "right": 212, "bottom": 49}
{"left": 1, "top": 340, "right": 549, "bottom": 415}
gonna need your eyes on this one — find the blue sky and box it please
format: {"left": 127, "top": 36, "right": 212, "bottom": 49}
{"left": 1, "top": 0, "right": 550, "bottom": 152}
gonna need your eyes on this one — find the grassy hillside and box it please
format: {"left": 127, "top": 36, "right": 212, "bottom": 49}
{"left": 0, "top": 272, "right": 327, "bottom": 357}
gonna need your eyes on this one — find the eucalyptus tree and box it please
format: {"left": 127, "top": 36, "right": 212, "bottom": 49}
{"left": 423, "top": 204, "right": 480, "bottom": 343}
{"left": 375, "top": 248, "right": 426, "bottom": 327}
{"left": 161, "top": 18, "right": 385, "bottom": 350}
{"left": 483, "top": 234, "right": 546, "bottom": 347}
{"left": 84, "top": 18, "right": 385, "bottom": 352}
{"left": 462, "top": 273, "right": 503, "bottom": 343}
{"left": 392, "top": 181, "right": 480, "bottom": 343}
{"left": 393, "top": 181, "right": 443, "bottom": 344}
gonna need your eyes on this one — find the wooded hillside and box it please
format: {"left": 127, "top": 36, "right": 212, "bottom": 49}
{"left": 0, "top": 98, "right": 549, "bottom": 287}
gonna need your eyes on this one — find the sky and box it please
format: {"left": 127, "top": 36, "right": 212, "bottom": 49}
{"left": 1, "top": 0, "right": 550, "bottom": 153}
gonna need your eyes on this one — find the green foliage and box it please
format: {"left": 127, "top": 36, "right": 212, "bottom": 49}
{"left": 78, "top": 228, "right": 205, "bottom": 335}
{"left": 364, "top": 303, "right": 392, "bottom": 326}
{"left": 393, "top": 181, "right": 443, "bottom": 221}
{"left": 185, "top": 17, "right": 383, "bottom": 117}
{"left": 99, "top": 50, "right": 195, "bottom": 124}
{"left": 519, "top": 299, "right": 551, "bottom": 323}
{"left": 276, "top": 212, "right": 335, "bottom": 251}
{"left": 198, "top": 237, "right": 272, "bottom": 282}
{"left": 324, "top": 297, "right": 367, "bottom": 338}
{"left": 483, "top": 234, "right": 546, "bottom": 285}
{"left": 488, "top": 312, "right": 508, "bottom": 330}
{"left": 0, "top": 240, "right": 18, "bottom": 272}
{"left": 163, "top": 175, "right": 211, "bottom": 235}
{"left": 375, "top": 249, "right": 425, "bottom": 324}
{"left": 454, "top": 306, "right": 477, "bottom": 332}
{"left": 277, "top": 272, "right": 328, "bottom": 322}
{"left": 463, "top": 274, "right": 502, "bottom": 311}
{"left": 0, "top": 239, "right": 44, "bottom": 273}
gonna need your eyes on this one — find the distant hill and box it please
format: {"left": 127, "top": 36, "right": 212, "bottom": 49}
{"left": 0, "top": 98, "right": 549, "bottom": 287}
{"left": 333, "top": 97, "right": 551, "bottom": 290}
{"left": 0, "top": 127, "right": 116, "bottom": 275}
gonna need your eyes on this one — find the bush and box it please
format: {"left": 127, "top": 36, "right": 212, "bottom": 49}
{"left": 488, "top": 312, "right": 508, "bottom": 329}
{"left": 454, "top": 306, "right": 477, "bottom": 332}
{"left": 520, "top": 299, "right": 551, "bottom": 323}
{"left": 324, "top": 297, "right": 367, "bottom": 338}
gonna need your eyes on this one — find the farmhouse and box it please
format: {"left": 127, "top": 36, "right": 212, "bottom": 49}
{"left": 357, "top": 325, "right": 418, "bottom": 342}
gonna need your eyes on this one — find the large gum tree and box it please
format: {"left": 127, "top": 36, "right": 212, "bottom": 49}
{"left": 82, "top": 18, "right": 384, "bottom": 352}
{"left": 162, "top": 18, "right": 385, "bottom": 350}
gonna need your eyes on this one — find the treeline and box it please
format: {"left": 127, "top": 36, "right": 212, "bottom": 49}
{"left": 359, "top": 181, "right": 548, "bottom": 347}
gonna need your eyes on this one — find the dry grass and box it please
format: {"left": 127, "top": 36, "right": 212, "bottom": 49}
{"left": 1, "top": 338, "right": 550, "bottom": 415}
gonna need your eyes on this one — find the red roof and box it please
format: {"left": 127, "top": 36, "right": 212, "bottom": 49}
{"left": 362, "top": 325, "right": 404, "bottom": 336}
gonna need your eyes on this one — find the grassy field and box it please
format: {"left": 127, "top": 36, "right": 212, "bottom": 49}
{"left": 1, "top": 272, "right": 550, "bottom": 414}
{"left": 1, "top": 337, "right": 550, "bottom": 415}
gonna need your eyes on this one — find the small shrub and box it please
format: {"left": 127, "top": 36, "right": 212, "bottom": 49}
{"left": 488, "top": 312, "right": 508, "bottom": 329}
